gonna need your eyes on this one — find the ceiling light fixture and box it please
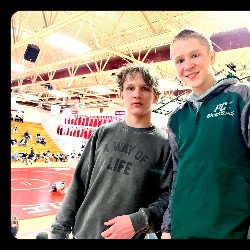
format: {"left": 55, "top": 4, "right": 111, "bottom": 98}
{"left": 89, "top": 86, "right": 112, "bottom": 94}
{"left": 46, "top": 33, "right": 91, "bottom": 54}
{"left": 19, "top": 93, "right": 39, "bottom": 100}
{"left": 11, "top": 62, "right": 25, "bottom": 72}
{"left": 159, "top": 79, "right": 179, "bottom": 90}
{"left": 49, "top": 90, "right": 69, "bottom": 98}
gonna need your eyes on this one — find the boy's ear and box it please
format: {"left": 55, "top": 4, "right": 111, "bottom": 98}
{"left": 210, "top": 50, "right": 216, "bottom": 65}
{"left": 153, "top": 94, "right": 160, "bottom": 104}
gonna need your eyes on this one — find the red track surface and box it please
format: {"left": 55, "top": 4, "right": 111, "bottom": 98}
{"left": 11, "top": 167, "right": 74, "bottom": 220}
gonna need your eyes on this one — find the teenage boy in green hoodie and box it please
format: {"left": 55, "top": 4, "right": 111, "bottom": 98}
{"left": 161, "top": 28, "right": 250, "bottom": 239}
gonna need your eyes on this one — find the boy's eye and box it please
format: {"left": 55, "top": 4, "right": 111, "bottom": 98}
{"left": 177, "top": 59, "right": 184, "bottom": 64}
{"left": 142, "top": 87, "right": 151, "bottom": 91}
{"left": 127, "top": 86, "right": 134, "bottom": 90}
{"left": 192, "top": 53, "right": 199, "bottom": 58}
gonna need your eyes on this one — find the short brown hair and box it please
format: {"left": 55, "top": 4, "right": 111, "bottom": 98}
{"left": 116, "top": 63, "right": 161, "bottom": 95}
{"left": 170, "top": 28, "right": 213, "bottom": 59}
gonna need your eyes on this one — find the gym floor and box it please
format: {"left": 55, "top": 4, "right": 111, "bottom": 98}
{"left": 11, "top": 162, "right": 73, "bottom": 239}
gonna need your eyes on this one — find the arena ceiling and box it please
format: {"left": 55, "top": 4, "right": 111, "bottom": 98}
{"left": 11, "top": 11, "right": 250, "bottom": 114}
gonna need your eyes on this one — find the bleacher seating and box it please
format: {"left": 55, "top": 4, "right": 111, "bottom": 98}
{"left": 11, "top": 121, "right": 61, "bottom": 157}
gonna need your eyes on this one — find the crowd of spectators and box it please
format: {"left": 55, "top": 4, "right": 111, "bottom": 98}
{"left": 11, "top": 148, "right": 69, "bottom": 165}
{"left": 11, "top": 113, "right": 24, "bottom": 123}
{"left": 11, "top": 121, "right": 69, "bottom": 165}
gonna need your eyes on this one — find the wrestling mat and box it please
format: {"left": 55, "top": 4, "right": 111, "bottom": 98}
{"left": 11, "top": 167, "right": 74, "bottom": 220}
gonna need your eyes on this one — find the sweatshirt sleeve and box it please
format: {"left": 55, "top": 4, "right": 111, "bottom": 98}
{"left": 130, "top": 147, "right": 173, "bottom": 234}
{"left": 161, "top": 128, "right": 178, "bottom": 233}
{"left": 50, "top": 131, "right": 99, "bottom": 239}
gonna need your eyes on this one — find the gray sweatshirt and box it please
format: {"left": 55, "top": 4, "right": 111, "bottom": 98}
{"left": 51, "top": 120, "right": 173, "bottom": 239}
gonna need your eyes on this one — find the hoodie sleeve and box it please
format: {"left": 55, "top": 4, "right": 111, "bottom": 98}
{"left": 50, "top": 130, "right": 99, "bottom": 239}
{"left": 130, "top": 147, "right": 173, "bottom": 234}
{"left": 241, "top": 88, "right": 250, "bottom": 149}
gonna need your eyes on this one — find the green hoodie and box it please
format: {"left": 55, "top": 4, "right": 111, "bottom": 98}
{"left": 161, "top": 77, "right": 250, "bottom": 239}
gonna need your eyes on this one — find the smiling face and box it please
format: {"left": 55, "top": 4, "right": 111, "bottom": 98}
{"left": 120, "top": 71, "right": 159, "bottom": 125}
{"left": 171, "top": 37, "right": 216, "bottom": 96}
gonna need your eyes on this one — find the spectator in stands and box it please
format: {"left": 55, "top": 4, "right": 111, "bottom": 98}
{"left": 77, "top": 152, "right": 82, "bottom": 161}
{"left": 59, "top": 152, "right": 64, "bottom": 162}
{"left": 19, "top": 137, "right": 28, "bottom": 147}
{"left": 13, "top": 124, "right": 18, "bottom": 134}
{"left": 43, "top": 150, "right": 51, "bottom": 163}
{"left": 11, "top": 215, "right": 19, "bottom": 239}
{"left": 21, "top": 152, "right": 28, "bottom": 164}
{"left": 30, "top": 147, "right": 35, "bottom": 155}
{"left": 80, "top": 140, "right": 86, "bottom": 152}
{"left": 19, "top": 113, "right": 24, "bottom": 123}
{"left": 50, "top": 63, "right": 173, "bottom": 239}
{"left": 48, "top": 153, "right": 56, "bottom": 162}
{"left": 11, "top": 150, "right": 19, "bottom": 163}
{"left": 11, "top": 137, "right": 17, "bottom": 146}
{"left": 62, "top": 153, "right": 68, "bottom": 162}
{"left": 24, "top": 130, "right": 30, "bottom": 140}
{"left": 40, "top": 137, "right": 46, "bottom": 146}
{"left": 14, "top": 114, "right": 20, "bottom": 122}
{"left": 11, "top": 113, "right": 14, "bottom": 122}
{"left": 28, "top": 147, "right": 35, "bottom": 165}
{"left": 35, "top": 132, "right": 41, "bottom": 144}
{"left": 68, "top": 149, "right": 76, "bottom": 167}
{"left": 35, "top": 151, "right": 41, "bottom": 163}
{"left": 54, "top": 152, "right": 60, "bottom": 162}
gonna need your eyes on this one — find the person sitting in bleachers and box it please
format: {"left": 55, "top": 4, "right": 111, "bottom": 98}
{"left": 77, "top": 152, "right": 82, "bottom": 161}
{"left": 13, "top": 125, "right": 18, "bottom": 134}
{"left": 28, "top": 147, "right": 35, "bottom": 165}
{"left": 35, "top": 132, "right": 41, "bottom": 143}
{"left": 59, "top": 153, "right": 68, "bottom": 162}
{"left": 19, "top": 138, "right": 28, "bottom": 147}
{"left": 68, "top": 149, "right": 76, "bottom": 167}
{"left": 40, "top": 137, "right": 46, "bottom": 146}
{"left": 21, "top": 152, "right": 28, "bottom": 164}
{"left": 11, "top": 150, "right": 19, "bottom": 163}
{"left": 24, "top": 130, "right": 30, "bottom": 140}
{"left": 43, "top": 150, "right": 51, "bottom": 163}
{"left": 19, "top": 114, "right": 24, "bottom": 123}
{"left": 53, "top": 152, "right": 60, "bottom": 162}
{"left": 14, "top": 114, "right": 20, "bottom": 122}
{"left": 59, "top": 152, "right": 64, "bottom": 162}
{"left": 11, "top": 138, "right": 17, "bottom": 146}
{"left": 35, "top": 151, "right": 41, "bottom": 163}
{"left": 81, "top": 140, "right": 86, "bottom": 152}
